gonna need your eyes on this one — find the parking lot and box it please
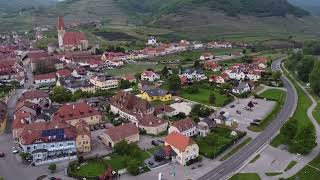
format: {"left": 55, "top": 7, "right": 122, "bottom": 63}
{"left": 220, "top": 97, "right": 276, "bottom": 127}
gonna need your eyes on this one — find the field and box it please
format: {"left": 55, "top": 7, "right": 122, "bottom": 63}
{"left": 230, "top": 173, "right": 261, "bottom": 180}
{"left": 259, "top": 89, "right": 286, "bottom": 101}
{"left": 105, "top": 63, "right": 164, "bottom": 77}
{"left": 286, "top": 154, "right": 320, "bottom": 180}
{"left": 93, "top": 31, "right": 138, "bottom": 41}
{"left": 196, "top": 128, "right": 245, "bottom": 159}
{"left": 180, "top": 86, "right": 231, "bottom": 107}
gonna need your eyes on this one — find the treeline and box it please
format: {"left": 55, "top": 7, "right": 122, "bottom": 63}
{"left": 285, "top": 40, "right": 320, "bottom": 96}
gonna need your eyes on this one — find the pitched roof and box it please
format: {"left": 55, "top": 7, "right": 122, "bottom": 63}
{"left": 138, "top": 115, "right": 167, "bottom": 127}
{"left": 154, "top": 104, "right": 175, "bottom": 115}
{"left": 19, "top": 121, "right": 77, "bottom": 145}
{"left": 142, "top": 70, "right": 157, "bottom": 77}
{"left": 165, "top": 132, "right": 195, "bottom": 152}
{"left": 105, "top": 123, "right": 138, "bottom": 142}
{"left": 18, "top": 90, "right": 49, "bottom": 102}
{"left": 52, "top": 102, "right": 101, "bottom": 123}
{"left": 56, "top": 69, "right": 72, "bottom": 77}
{"left": 12, "top": 111, "right": 32, "bottom": 129}
{"left": 171, "top": 118, "right": 196, "bottom": 132}
{"left": 34, "top": 72, "right": 57, "bottom": 81}
{"left": 144, "top": 88, "right": 169, "bottom": 97}
{"left": 63, "top": 32, "right": 87, "bottom": 46}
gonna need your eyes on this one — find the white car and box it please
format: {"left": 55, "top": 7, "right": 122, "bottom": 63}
{"left": 12, "top": 147, "right": 19, "bottom": 154}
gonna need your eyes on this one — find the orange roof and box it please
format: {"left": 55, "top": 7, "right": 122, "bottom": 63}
{"left": 165, "top": 133, "right": 195, "bottom": 152}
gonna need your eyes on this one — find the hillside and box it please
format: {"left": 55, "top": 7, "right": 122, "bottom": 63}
{"left": 289, "top": 0, "right": 320, "bottom": 15}
{"left": 0, "top": 0, "right": 319, "bottom": 42}
{"left": 0, "top": 0, "right": 58, "bottom": 13}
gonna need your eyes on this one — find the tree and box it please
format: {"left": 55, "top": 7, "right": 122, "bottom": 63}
{"left": 296, "top": 55, "right": 315, "bottom": 82}
{"left": 34, "top": 61, "right": 56, "bottom": 75}
{"left": 190, "top": 104, "right": 212, "bottom": 118}
{"left": 194, "top": 60, "right": 200, "bottom": 68}
{"left": 303, "top": 40, "right": 320, "bottom": 55}
{"left": 52, "top": 86, "right": 72, "bottom": 103}
{"left": 161, "top": 66, "right": 169, "bottom": 77}
{"left": 48, "top": 163, "right": 57, "bottom": 173}
{"left": 272, "top": 71, "right": 281, "bottom": 81}
{"left": 134, "top": 72, "right": 141, "bottom": 81}
{"left": 242, "top": 49, "right": 247, "bottom": 54}
{"left": 208, "top": 93, "right": 216, "bottom": 105}
{"left": 241, "top": 55, "right": 253, "bottom": 64}
{"left": 126, "top": 159, "right": 140, "bottom": 176}
{"left": 119, "top": 80, "right": 132, "bottom": 89}
{"left": 309, "top": 61, "right": 320, "bottom": 95}
{"left": 167, "top": 74, "right": 181, "bottom": 91}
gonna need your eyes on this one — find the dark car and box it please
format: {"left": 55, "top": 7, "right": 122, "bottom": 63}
{"left": 148, "top": 161, "right": 154, "bottom": 166}
{"left": 250, "top": 122, "right": 259, "bottom": 126}
{"left": 0, "top": 152, "right": 5, "bottom": 158}
{"left": 157, "top": 140, "right": 164, "bottom": 144}
{"left": 151, "top": 140, "right": 159, "bottom": 146}
{"left": 236, "top": 110, "right": 241, "bottom": 114}
{"left": 253, "top": 119, "right": 261, "bottom": 123}
{"left": 230, "top": 105, "right": 235, "bottom": 108}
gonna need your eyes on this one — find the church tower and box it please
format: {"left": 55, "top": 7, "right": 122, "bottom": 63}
{"left": 57, "top": 16, "right": 65, "bottom": 48}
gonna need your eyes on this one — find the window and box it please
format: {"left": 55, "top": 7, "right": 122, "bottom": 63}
{"left": 51, "top": 144, "right": 54, "bottom": 148}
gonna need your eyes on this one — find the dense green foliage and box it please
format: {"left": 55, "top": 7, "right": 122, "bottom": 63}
{"left": 303, "top": 40, "right": 320, "bottom": 55}
{"left": 166, "top": 74, "right": 181, "bottom": 91}
{"left": 310, "top": 61, "right": 320, "bottom": 96}
{"left": 116, "top": 0, "right": 309, "bottom": 17}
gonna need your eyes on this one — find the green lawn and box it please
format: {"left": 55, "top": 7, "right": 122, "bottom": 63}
{"left": 284, "top": 161, "right": 298, "bottom": 172}
{"left": 196, "top": 128, "right": 245, "bottom": 159}
{"left": 286, "top": 154, "right": 320, "bottom": 180}
{"left": 259, "top": 89, "right": 286, "bottom": 101}
{"left": 180, "top": 87, "right": 231, "bottom": 107}
{"left": 106, "top": 63, "right": 164, "bottom": 76}
{"left": 249, "top": 154, "right": 261, "bottom": 164}
{"left": 271, "top": 67, "right": 314, "bottom": 148}
{"left": 230, "top": 173, "right": 261, "bottom": 180}
{"left": 220, "top": 137, "right": 252, "bottom": 161}
{"left": 248, "top": 89, "right": 286, "bottom": 132}
{"left": 265, "top": 172, "right": 282, "bottom": 176}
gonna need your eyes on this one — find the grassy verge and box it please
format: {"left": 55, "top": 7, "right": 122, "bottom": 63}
{"left": 249, "top": 154, "right": 261, "bottom": 164}
{"left": 248, "top": 89, "right": 286, "bottom": 132}
{"left": 230, "top": 173, "right": 261, "bottom": 180}
{"left": 286, "top": 154, "right": 320, "bottom": 180}
{"left": 270, "top": 66, "right": 314, "bottom": 148}
{"left": 220, "top": 137, "right": 252, "bottom": 161}
{"left": 284, "top": 161, "right": 298, "bottom": 172}
{"left": 265, "top": 172, "right": 283, "bottom": 176}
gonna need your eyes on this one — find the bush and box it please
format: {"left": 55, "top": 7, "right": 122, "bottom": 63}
{"left": 126, "top": 159, "right": 140, "bottom": 176}
{"left": 48, "top": 163, "right": 57, "bottom": 173}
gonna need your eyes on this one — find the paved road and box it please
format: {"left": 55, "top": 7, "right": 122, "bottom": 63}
{"left": 198, "top": 57, "right": 298, "bottom": 180}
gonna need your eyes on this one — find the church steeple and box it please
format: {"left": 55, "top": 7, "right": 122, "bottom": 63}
{"left": 57, "top": 16, "right": 65, "bottom": 48}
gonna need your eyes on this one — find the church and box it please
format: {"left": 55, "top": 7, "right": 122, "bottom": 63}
{"left": 57, "top": 16, "right": 89, "bottom": 51}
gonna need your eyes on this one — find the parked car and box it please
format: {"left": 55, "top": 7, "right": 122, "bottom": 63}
{"left": 236, "top": 110, "right": 241, "bottom": 114}
{"left": 151, "top": 140, "right": 159, "bottom": 146}
{"left": 148, "top": 161, "right": 154, "bottom": 166}
{"left": 97, "top": 135, "right": 102, "bottom": 140}
{"left": 250, "top": 122, "right": 259, "bottom": 126}
{"left": 12, "top": 148, "right": 19, "bottom": 154}
{"left": 157, "top": 140, "right": 164, "bottom": 144}
{"left": 253, "top": 119, "right": 261, "bottom": 123}
{"left": 0, "top": 152, "right": 5, "bottom": 157}
{"left": 230, "top": 105, "right": 235, "bottom": 108}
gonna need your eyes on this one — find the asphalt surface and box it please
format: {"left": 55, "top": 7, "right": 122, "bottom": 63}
{"left": 198, "top": 57, "right": 298, "bottom": 180}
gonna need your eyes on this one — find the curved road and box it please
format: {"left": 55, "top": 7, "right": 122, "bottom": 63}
{"left": 198, "top": 57, "right": 298, "bottom": 180}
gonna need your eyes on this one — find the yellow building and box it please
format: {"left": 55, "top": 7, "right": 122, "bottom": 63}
{"left": 0, "top": 102, "right": 7, "bottom": 134}
{"left": 75, "top": 121, "right": 92, "bottom": 153}
{"left": 141, "top": 87, "right": 172, "bottom": 102}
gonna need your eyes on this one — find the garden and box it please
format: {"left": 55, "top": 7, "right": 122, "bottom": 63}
{"left": 195, "top": 128, "right": 246, "bottom": 159}
{"left": 68, "top": 141, "right": 150, "bottom": 179}
{"left": 180, "top": 83, "right": 233, "bottom": 107}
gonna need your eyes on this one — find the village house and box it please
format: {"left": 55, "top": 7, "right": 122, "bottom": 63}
{"left": 147, "top": 36, "right": 157, "bottom": 46}
{"left": 182, "top": 69, "right": 207, "bottom": 81}
{"left": 154, "top": 104, "right": 178, "bottom": 118}
{"left": 19, "top": 121, "right": 78, "bottom": 164}
{"left": 197, "top": 118, "right": 216, "bottom": 137}
{"left": 34, "top": 72, "right": 57, "bottom": 86}
{"left": 75, "top": 120, "right": 92, "bottom": 153}
{"left": 0, "top": 59, "right": 25, "bottom": 85}
{"left": 232, "top": 81, "right": 255, "bottom": 94}
{"left": 204, "top": 61, "right": 221, "bottom": 72}
{"left": 209, "top": 75, "right": 225, "bottom": 84}
{"left": 56, "top": 76, "right": 96, "bottom": 94}
{"left": 200, "top": 52, "right": 215, "bottom": 61}
{"left": 56, "top": 69, "right": 72, "bottom": 78}
{"left": 101, "top": 123, "right": 139, "bottom": 148}
{"left": 18, "top": 90, "right": 50, "bottom": 105}
{"left": 12, "top": 111, "right": 34, "bottom": 141}
{"left": 168, "top": 118, "right": 197, "bottom": 137}
{"left": 71, "top": 67, "right": 87, "bottom": 79}
{"left": 52, "top": 102, "right": 102, "bottom": 126}
{"left": 253, "top": 57, "right": 269, "bottom": 69}
{"left": 141, "top": 86, "right": 172, "bottom": 102}
{"left": 141, "top": 70, "right": 160, "bottom": 82}
{"left": 0, "top": 102, "right": 7, "bottom": 134}
{"left": 89, "top": 75, "right": 118, "bottom": 90}
{"left": 57, "top": 16, "right": 88, "bottom": 51}
{"left": 164, "top": 132, "right": 199, "bottom": 166}
{"left": 138, "top": 115, "right": 168, "bottom": 135}
{"left": 110, "top": 91, "right": 154, "bottom": 125}
{"left": 122, "top": 74, "right": 136, "bottom": 83}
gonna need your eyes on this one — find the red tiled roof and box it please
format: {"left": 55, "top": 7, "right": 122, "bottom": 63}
{"left": 63, "top": 32, "right": 87, "bottom": 46}
{"left": 12, "top": 111, "right": 32, "bottom": 129}
{"left": 56, "top": 69, "right": 72, "bottom": 77}
{"left": 142, "top": 70, "right": 157, "bottom": 77}
{"left": 155, "top": 104, "right": 175, "bottom": 115}
{"left": 34, "top": 72, "right": 57, "bottom": 81}
{"left": 165, "top": 132, "right": 195, "bottom": 152}
{"left": 52, "top": 102, "right": 101, "bottom": 123}
{"left": 138, "top": 115, "right": 167, "bottom": 127}
{"left": 171, "top": 118, "right": 195, "bottom": 132}
{"left": 105, "top": 123, "right": 138, "bottom": 142}
{"left": 20, "top": 121, "right": 77, "bottom": 145}
{"left": 18, "top": 90, "right": 49, "bottom": 102}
